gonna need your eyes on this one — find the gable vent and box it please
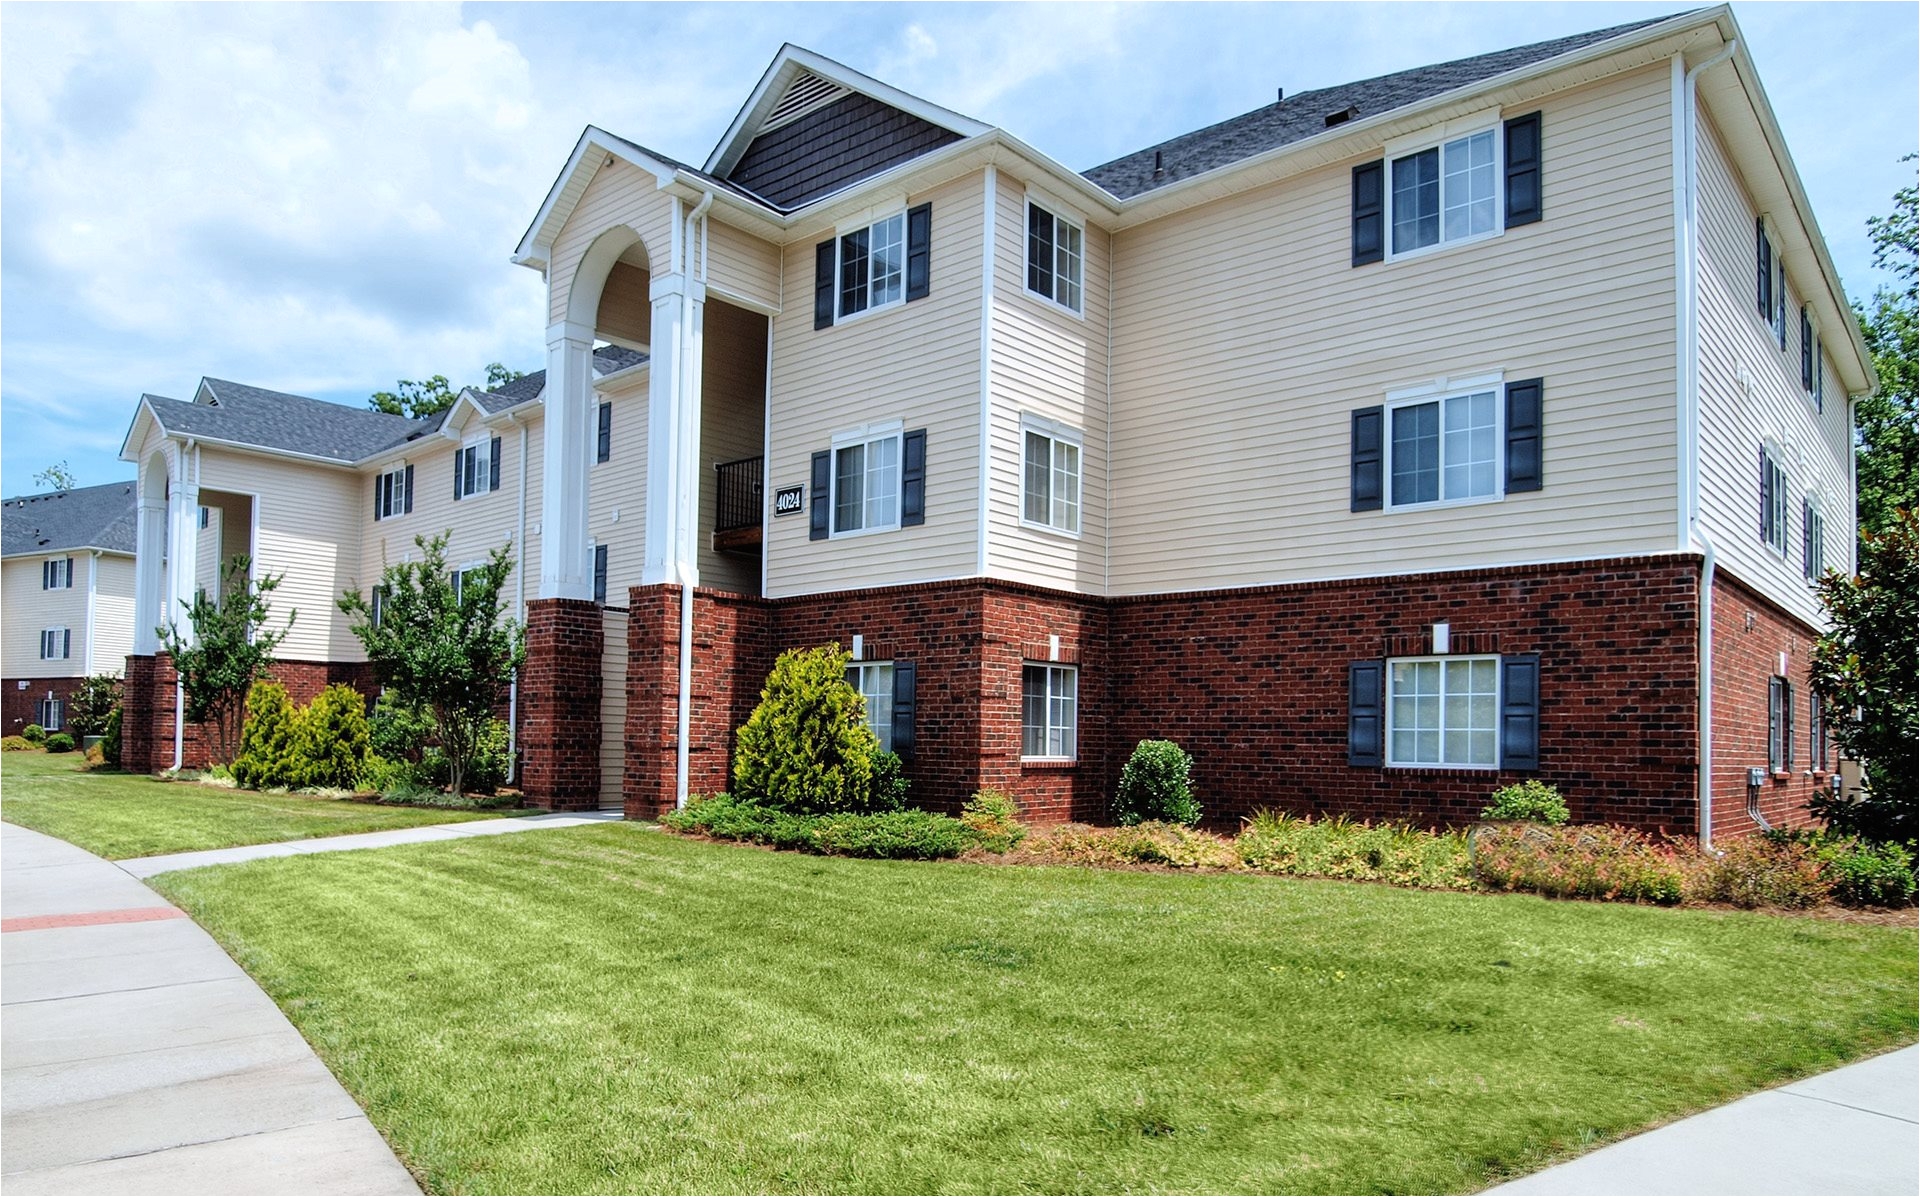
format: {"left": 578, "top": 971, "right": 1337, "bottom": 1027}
{"left": 762, "top": 71, "right": 849, "bottom": 132}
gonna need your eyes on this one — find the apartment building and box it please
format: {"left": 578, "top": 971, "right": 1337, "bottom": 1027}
{"left": 116, "top": 6, "right": 1869, "bottom": 842}
{"left": 1, "top": 482, "right": 138, "bottom": 735}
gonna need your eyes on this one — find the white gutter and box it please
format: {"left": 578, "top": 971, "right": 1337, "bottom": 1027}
{"left": 675, "top": 188, "right": 715, "bottom": 810}
{"left": 1678, "top": 38, "right": 1738, "bottom": 851}
{"left": 976, "top": 165, "right": 996, "bottom": 576}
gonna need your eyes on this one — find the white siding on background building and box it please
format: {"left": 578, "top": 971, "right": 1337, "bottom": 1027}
{"left": 2, "top": 557, "right": 96, "bottom": 678}
{"left": 91, "top": 555, "right": 136, "bottom": 673}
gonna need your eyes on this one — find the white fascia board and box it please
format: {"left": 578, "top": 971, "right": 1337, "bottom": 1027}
{"left": 1, "top": 547, "right": 133, "bottom": 562}
{"left": 117, "top": 398, "right": 163, "bottom": 462}
{"left": 592, "top": 361, "right": 650, "bottom": 391}
{"left": 512, "top": 126, "right": 684, "bottom": 270}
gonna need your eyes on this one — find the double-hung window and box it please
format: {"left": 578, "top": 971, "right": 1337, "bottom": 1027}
{"left": 455, "top": 437, "right": 499, "bottom": 500}
{"left": 1388, "top": 384, "right": 1499, "bottom": 507}
{"left": 374, "top": 465, "right": 411, "bottom": 520}
{"left": 1802, "top": 497, "right": 1825, "bottom": 581}
{"left": 370, "top": 585, "right": 388, "bottom": 629}
{"left": 1389, "top": 125, "right": 1498, "bottom": 256}
{"left": 42, "top": 557, "right": 72, "bottom": 589}
{"left": 1768, "top": 675, "right": 1795, "bottom": 773}
{"left": 36, "top": 697, "right": 64, "bottom": 732}
{"left": 847, "top": 661, "right": 896, "bottom": 754}
{"left": 831, "top": 426, "right": 902, "bottom": 536}
{"left": 1022, "top": 664, "right": 1077, "bottom": 760}
{"left": 1026, "top": 201, "right": 1084, "bottom": 313}
{"left": 1760, "top": 444, "right": 1790, "bottom": 556}
{"left": 40, "top": 628, "right": 71, "bottom": 661}
{"left": 1387, "top": 655, "right": 1498, "bottom": 768}
{"left": 1021, "top": 416, "right": 1082, "bottom": 534}
{"left": 837, "top": 211, "right": 906, "bottom": 319}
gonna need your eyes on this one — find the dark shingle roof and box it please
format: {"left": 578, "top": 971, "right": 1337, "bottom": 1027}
{"left": 1084, "top": 14, "right": 1682, "bottom": 199}
{"left": 145, "top": 380, "right": 431, "bottom": 464}
{"left": 2, "top": 481, "right": 137, "bottom": 557}
{"left": 469, "top": 346, "right": 649, "bottom": 415}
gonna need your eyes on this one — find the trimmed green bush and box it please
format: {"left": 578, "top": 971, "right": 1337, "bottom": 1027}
{"left": 232, "top": 680, "right": 302, "bottom": 790}
{"left": 22, "top": 724, "right": 46, "bottom": 745}
{"left": 2, "top": 736, "right": 33, "bottom": 752}
{"left": 663, "top": 793, "right": 975, "bottom": 860}
{"left": 296, "top": 684, "right": 372, "bottom": 790}
{"left": 732, "top": 645, "right": 880, "bottom": 813}
{"left": 43, "top": 732, "right": 75, "bottom": 754}
{"left": 870, "top": 751, "right": 910, "bottom": 811}
{"left": 1114, "top": 739, "right": 1200, "bottom": 827}
{"left": 961, "top": 789, "right": 1026, "bottom": 852}
{"left": 1482, "top": 779, "right": 1570, "bottom": 825}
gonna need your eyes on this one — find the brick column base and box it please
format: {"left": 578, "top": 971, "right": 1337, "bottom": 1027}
{"left": 121, "top": 655, "right": 162, "bottom": 773}
{"left": 520, "top": 599, "right": 603, "bottom": 810}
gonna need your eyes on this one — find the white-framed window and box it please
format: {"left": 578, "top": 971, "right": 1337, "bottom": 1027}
{"left": 1387, "top": 380, "right": 1501, "bottom": 508}
{"left": 39, "top": 628, "right": 72, "bottom": 661}
{"left": 456, "top": 439, "right": 492, "bottom": 499}
{"left": 198, "top": 505, "right": 211, "bottom": 529}
{"left": 41, "top": 557, "right": 72, "bottom": 589}
{"left": 835, "top": 210, "right": 907, "bottom": 320}
{"left": 1021, "top": 416, "right": 1082, "bottom": 534}
{"left": 1025, "top": 201, "right": 1084, "bottom": 313}
{"left": 1388, "top": 122, "right": 1500, "bottom": 257}
{"left": 1022, "top": 663, "right": 1077, "bottom": 760}
{"left": 450, "top": 562, "right": 484, "bottom": 605}
{"left": 370, "top": 584, "right": 388, "bottom": 628}
{"left": 374, "top": 466, "right": 409, "bottom": 520}
{"left": 1760, "top": 444, "right": 1790, "bottom": 556}
{"left": 831, "top": 423, "right": 903, "bottom": 536}
{"left": 36, "top": 697, "right": 64, "bottom": 732}
{"left": 1387, "top": 655, "right": 1499, "bottom": 768}
{"left": 847, "top": 661, "right": 895, "bottom": 754}
{"left": 1802, "top": 496, "right": 1826, "bottom": 582}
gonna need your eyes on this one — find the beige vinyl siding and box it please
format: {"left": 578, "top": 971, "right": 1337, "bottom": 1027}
{"left": 194, "top": 505, "right": 222, "bottom": 601}
{"left": 706, "top": 219, "right": 782, "bottom": 312}
{"left": 195, "top": 449, "right": 365, "bottom": 663}
{"left": 696, "top": 300, "right": 768, "bottom": 595}
{"left": 2, "top": 557, "right": 90, "bottom": 678}
{"left": 599, "top": 607, "right": 628, "bottom": 805}
{"left": 1693, "top": 107, "right": 1852, "bottom": 628}
{"left": 547, "top": 162, "right": 674, "bottom": 327}
{"left": 986, "top": 180, "right": 1110, "bottom": 592}
{"left": 91, "top": 555, "right": 136, "bottom": 673}
{"left": 1106, "top": 63, "right": 1680, "bottom": 594}
{"left": 764, "top": 171, "right": 986, "bottom": 598}
{"left": 590, "top": 376, "right": 648, "bottom": 606}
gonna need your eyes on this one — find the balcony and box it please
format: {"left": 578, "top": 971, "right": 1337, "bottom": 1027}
{"left": 713, "top": 455, "right": 763, "bottom": 552}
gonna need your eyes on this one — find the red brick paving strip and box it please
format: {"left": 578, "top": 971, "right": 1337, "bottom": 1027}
{"left": 2, "top": 907, "right": 187, "bottom": 933}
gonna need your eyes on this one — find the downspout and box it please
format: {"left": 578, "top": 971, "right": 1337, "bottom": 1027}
{"left": 676, "top": 188, "right": 714, "bottom": 810}
{"left": 1678, "top": 38, "right": 1738, "bottom": 851}
{"left": 507, "top": 410, "right": 530, "bottom": 785}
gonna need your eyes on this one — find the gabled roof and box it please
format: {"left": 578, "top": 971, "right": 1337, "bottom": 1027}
{"left": 2, "top": 481, "right": 137, "bottom": 558}
{"left": 1084, "top": 15, "right": 1678, "bottom": 199}
{"left": 136, "top": 379, "right": 432, "bottom": 464}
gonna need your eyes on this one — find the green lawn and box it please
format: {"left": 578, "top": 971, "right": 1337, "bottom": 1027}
{"left": 0, "top": 751, "right": 503, "bottom": 859}
{"left": 153, "top": 824, "right": 1916, "bottom": 1195}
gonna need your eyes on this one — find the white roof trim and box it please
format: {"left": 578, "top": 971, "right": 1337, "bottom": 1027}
{"left": 513, "top": 127, "right": 683, "bottom": 269}
{"left": 704, "top": 44, "right": 992, "bottom": 178}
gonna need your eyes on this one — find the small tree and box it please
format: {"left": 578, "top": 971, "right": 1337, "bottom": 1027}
{"left": 339, "top": 533, "right": 524, "bottom": 796}
{"left": 65, "top": 675, "right": 123, "bottom": 740}
{"left": 1811, "top": 509, "right": 1918, "bottom": 843}
{"left": 733, "top": 644, "right": 880, "bottom": 813}
{"left": 157, "top": 556, "right": 293, "bottom": 766}
{"left": 232, "top": 680, "right": 301, "bottom": 789}
{"left": 1114, "top": 739, "right": 1201, "bottom": 826}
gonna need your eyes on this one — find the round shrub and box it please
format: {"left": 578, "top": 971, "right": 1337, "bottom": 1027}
{"left": 297, "top": 684, "right": 372, "bottom": 790}
{"left": 21, "top": 724, "right": 45, "bottom": 745}
{"left": 1482, "top": 779, "right": 1570, "bottom": 825}
{"left": 1815, "top": 837, "right": 1917, "bottom": 907}
{"left": 43, "top": 732, "right": 75, "bottom": 753}
{"left": 733, "top": 644, "right": 880, "bottom": 814}
{"left": 2, "top": 736, "right": 33, "bottom": 752}
{"left": 232, "top": 680, "right": 301, "bottom": 789}
{"left": 1114, "top": 739, "right": 1200, "bottom": 827}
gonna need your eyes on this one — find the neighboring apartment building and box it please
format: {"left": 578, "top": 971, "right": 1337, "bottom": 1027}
{"left": 1, "top": 482, "right": 138, "bottom": 735}
{"left": 116, "top": 6, "right": 1869, "bottom": 844}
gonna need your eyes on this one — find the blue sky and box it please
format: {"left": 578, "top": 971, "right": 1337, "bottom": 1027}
{"left": 2, "top": 1, "right": 1914, "bottom": 496}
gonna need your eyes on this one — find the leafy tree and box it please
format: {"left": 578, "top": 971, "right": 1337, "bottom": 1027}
{"left": 156, "top": 556, "right": 294, "bottom": 766}
{"left": 33, "top": 461, "right": 77, "bottom": 491}
{"left": 1810, "top": 508, "right": 1917, "bottom": 843}
{"left": 65, "top": 675, "right": 123, "bottom": 740}
{"left": 232, "top": 679, "right": 301, "bottom": 790}
{"left": 338, "top": 533, "right": 524, "bottom": 796}
{"left": 1853, "top": 159, "right": 1917, "bottom": 537}
{"left": 733, "top": 644, "right": 881, "bottom": 813}
{"left": 370, "top": 363, "right": 526, "bottom": 419}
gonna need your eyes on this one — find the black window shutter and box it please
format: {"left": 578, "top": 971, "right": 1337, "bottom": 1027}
{"left": 1499, "top": 654, "right": 1541, "bottom": 771}
{"left": 593, "top": 544, "right": 609, "bottom": 605}
{"left": 1504, "top": 378, "right": 1544, "bottom": 493}
{"left": 905, "top": 202, "right": 932, "bottom": 302}
{"left": 1351, "top": 161, "right": 1385, "bottom": 266}
{"left": 1756, "top": 219, "right": 1772, "bottom": 318}
{"left": 1347, "top": 660, "right": 1383, "bottom": 766}
{"left": 373, "top": 475, "right": 383, "bottom": 522}
{"left": 1801, "top": 309, "right": 1813, "bottom": 390}
{"left": 1503, "top": 111, "right": 1542, "bottom": 227}
{"left": 814, "top": 240, "right": 836, "bottom": 329}
{"left": 1783, "top": 680, "right": 1795, "bottom": 771}
{"left": 404, "top": 464, "right": 414, "bottom": 514}
{"left": 1350, "top": 406, "right": 1384, "bottom": 511}
{"left": 597, "top": 402, "right": 612, "bottom": 463}
{"left": 1802, "top": 500, "right": 1814, "bottom": 577}
{"left": 1767, "top": 677, "right": 1783, "bottom": 772}
{"left": 1759, "top": 446, "right": 1771, "bottom": 541}
{"left": 66, "top": 557, "right": 75, "bottom": 588}
{"left": 809, "top": 450, "right": 831, "bottom": 540}
{"left": 489, "top": 437, "right": 502, "bottom": 492}
{"left": 901, "top": 429, "right": 927, "bottom": 526}
{"left": 63, "top": 629, "right": 71, "bottom": 658}
{"left": 454, "top": 452, "right": 464, "bottom": 502}
{"left": 891, "top": 661, "right": 917, "bottom": 762}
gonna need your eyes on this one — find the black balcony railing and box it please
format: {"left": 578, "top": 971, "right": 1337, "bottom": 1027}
{"left": 714, "top": 456, "right": 764, "bottom": 536}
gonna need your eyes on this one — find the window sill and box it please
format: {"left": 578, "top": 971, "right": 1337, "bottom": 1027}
{"left": 1021, "top": 287, "right": 1086, "bottom": 322}
{"left": 1017, "top": 518, "right": 1082, "bottom": 541}
{"left": 1021, "top": 758, "right": 1078, "bottom": 770}
{"left": 828, "top": 522, "right": 903, "bottom": 542}
{"left": 1386, "top": 492, "right": 1505, "bottom": 515}
{"left": 830, "top": 298, "right": 907, "bottom": 329}
{"left": 1384, "top": 226, "right": 1503, "bottom": 266}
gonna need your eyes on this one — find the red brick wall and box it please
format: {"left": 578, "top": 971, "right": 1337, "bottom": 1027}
{"left": 520, "top": 599, "right": 603, "bottom": 810}
{"left": 977, "top": 588, "right": 1111, "bottom": 822}
{"left": 118, "top": 654, "right": 374, "bottom": 773}
{"left": 1709, "top": 569, "right": 1827, "bottom": 838}
{"left": 3, "top": 676, "right": 85, "bottom": 738}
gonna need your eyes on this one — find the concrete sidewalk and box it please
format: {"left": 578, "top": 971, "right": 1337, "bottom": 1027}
{"left": 1487, "top": 1044, "right": 1919, "bottom": 1195}
{"left": 120, "top": 808, "right": 624, "bottom": 878}
{"left": 1, "top": 821, "right": 421, "bottom": 1195}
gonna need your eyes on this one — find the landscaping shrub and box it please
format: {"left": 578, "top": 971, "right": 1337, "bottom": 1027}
{"left": 357, "top": 753, "right": 420, "bottom": 796}
{"left": 1689, "top": 835, "right": 1828, "bottom": 909}
{"left": 367, "top": 692, "right": 434, "bottom": 763}
{"left": 1482, "top": 779, "right": 1570, "bottom": 825}
{"left": 84, "top": 741, "right": 107, "bottom": 766}
{"left": 65, "top": 674, "right": 122, "bottom": 740}
{"left": 732, "top": 645, "right": 880, "bottom": 813}
{"left": 43, "top": 732, "right": 75, "bottom": 754}
{"left": 1037, "top": 822, "right": 1237, "bottom": 869}
{"left": 961, "top": 789, "right": 1026, "bottom": 852}
{"left": 296, "top": 684, "right": 372, "bottom": 790}
{"left": 1814, "top": 837, "right": 1918, "bottom": 907}
{"left": 663, "top": 793, "right": 974, "bottom": 860}
{"left": 22, "top": 724, "right": 45, "bottom": 745}
{"left": 100, "top": 704, "right": 122, "bottom": 766}
{"left": 232, "top": 680, "right": 302, "bottom": 790}
{"left": 870, "top": 751, "right": 910, "bottom": 811}
{"left": 1114, "top": 739, "right": 1200, "bottom": 827}
{"left": 1471, "top": 822, "right": 1688, "bottom": 905}
{"left": 419, "top": 718, "right": 512, "bottom": 794}
{"left": 1, "top": 736, "right": 32, "bottom": 752}
{"left": 1237, "top": 810, "right": 1474, "bottom": 890}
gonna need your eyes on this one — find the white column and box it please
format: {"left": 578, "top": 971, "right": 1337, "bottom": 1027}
{"left": 643, "top": 273, "right": 685, "bottom": 586}
{"left": 677, "top": 277, "right": 706, "bottom": 586}
{"left": 539, "top": 320, "right": 596, "bottom": 600}
{"left": 132, "top": 484, "right": 167, "bottom": 655}
{"left": 164, "top": 448, "right": 200, "bottom": 646}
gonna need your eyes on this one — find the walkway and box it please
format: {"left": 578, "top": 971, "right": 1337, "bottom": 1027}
{"left": 1486, "top": 1044, "right": 1919, "bottom": 1195}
